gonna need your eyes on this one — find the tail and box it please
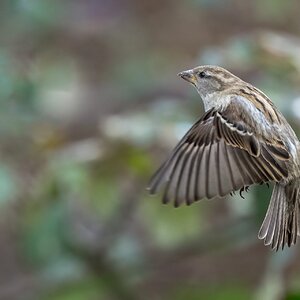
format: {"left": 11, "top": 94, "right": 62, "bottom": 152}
{"left": 258, "top": 180, "right": 300, "bottom": 250}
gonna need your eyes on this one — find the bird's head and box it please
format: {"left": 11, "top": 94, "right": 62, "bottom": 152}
{"left": 178, "top": 65, "right": 240, "bottom": 99}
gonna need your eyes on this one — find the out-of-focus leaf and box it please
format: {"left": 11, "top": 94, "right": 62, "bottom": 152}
{"left": 289, "top": 276, "right": 300, "bottom": 299}
{"left": 55, "top": 164, "right": 89, "bottom": 196}
{"left": 0, "top": 163, "right": 18, "bottom": 204}
{"left": 190, "top": 0, "right": 231, "bottom": 9}
{"left": 141, "top": 199, "right": 205, "bottom": 248}
{"left": 256, "top": 0, "right": 290, "bottom": 20}
{"left": 17, "top": 0, "right": 63, "bottom": 26}
{"left": 87, "top": 177, "right": 121, "bottom": 220}
{"left": 41, "top": 277, "right": 106, "bottom": 300}
{"left": 22, "top": 198, "right": 67, "bottom": 266}
{"left": 171, "top": 284, "right": 250, "bottom": 300}
{"left": 0, "top": 50, "right": 17, "bottom": 100}
{"left": 287, "top": 293, "right": 300, "bottom": 300}
{"left": 108, "top": 233, "right": 145, "bottom": 270}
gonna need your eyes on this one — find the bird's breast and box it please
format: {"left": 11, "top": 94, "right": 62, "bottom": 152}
{"left": 201, "top": 93, "right": 232, "bottom": 111}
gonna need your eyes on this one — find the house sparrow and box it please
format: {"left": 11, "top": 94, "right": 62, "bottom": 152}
{"left": 148, "top": 65, "right": 300, "bottom": 250}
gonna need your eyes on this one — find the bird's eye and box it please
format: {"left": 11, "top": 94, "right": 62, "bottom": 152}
{"left": 198, "top": 71, "right": 206, "bottom": 78}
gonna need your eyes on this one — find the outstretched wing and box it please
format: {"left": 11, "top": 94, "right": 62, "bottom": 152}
{"left": 148, "top": 99, "right": 290, "bottom": 207}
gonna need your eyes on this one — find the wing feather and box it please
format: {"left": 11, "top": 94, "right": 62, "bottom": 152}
{"left": 148, "top": 103, "right": 290, "bottom": 205}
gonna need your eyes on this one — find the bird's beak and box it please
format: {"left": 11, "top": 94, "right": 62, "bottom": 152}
{"left": 178, "top": 70, "right": 196, "bottom": 85}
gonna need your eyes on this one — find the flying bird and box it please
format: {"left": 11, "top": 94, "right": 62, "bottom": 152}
{"left": 148, "top": 65, "right": 300, "bottom": 250}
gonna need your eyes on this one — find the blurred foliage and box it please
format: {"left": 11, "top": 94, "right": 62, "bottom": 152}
{"left": 0, "top": 1, "right": 300, "bottom": 300}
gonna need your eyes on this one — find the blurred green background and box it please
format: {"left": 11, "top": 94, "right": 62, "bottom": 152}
{"left": 1, "top": 0, "right": 300, "bottom": 299}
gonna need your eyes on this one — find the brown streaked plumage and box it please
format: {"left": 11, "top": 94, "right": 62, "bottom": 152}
{"left": 148, "top": 65, "right": 300, "bottom": 250}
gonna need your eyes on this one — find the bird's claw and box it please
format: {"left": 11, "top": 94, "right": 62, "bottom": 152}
{"left": 259, "top": 182, "right": 270, "bottom": 188}
{"left": 239, "top": 187, "right": 245, "bottom": 199}
{"left": 231, "top": 185, "right": 251, "bottom": 199}
{"left": 239, "top": 186, "right": 250, "bottom": 199}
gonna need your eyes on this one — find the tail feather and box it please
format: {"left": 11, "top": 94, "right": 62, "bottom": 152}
{"left": 258, "top": 181, "right": 300, "bottom": 250}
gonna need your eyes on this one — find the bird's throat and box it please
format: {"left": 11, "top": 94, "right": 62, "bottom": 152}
{"left": 200, "top": 92, "right": 231, "bottom": 112}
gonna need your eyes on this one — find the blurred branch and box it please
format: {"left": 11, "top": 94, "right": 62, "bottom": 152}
{"left": 61, "top": 179, "right": 143, "bottom": 300}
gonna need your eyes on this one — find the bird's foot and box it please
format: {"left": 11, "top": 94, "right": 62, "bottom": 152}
{"left": 239, "top": 186, "right": 250, "bottom": 199}
{"left": 239, "top": 186, "right": 245, "bottom": 199}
